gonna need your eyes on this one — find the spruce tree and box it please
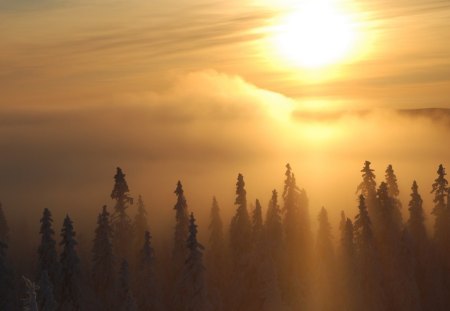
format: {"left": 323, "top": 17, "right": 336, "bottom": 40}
{"left": 354, "top": 195, "right": 386, "bottom": 311}
{"left": 135, "top": 231, "right": 163, "bottom": 311}
{"left": 58, "top": 215, "right": 82, "bottom": 311}
{"left": 23, "top": 276, "right": 39, "bottom": 311}
{"left": 176, "top": 213, "right": 211, "bottom": 311}
{"left": 118, "top": 260, "right": 137, "bottom": 311}
{"left": 229, "top": 174, "right": 253, "bottom": 311}
{"left": 311, "top": 207, "right": 336, "bottom": 311}
{"left": 206, "top": 197, "right": 226, "bottom": 311}
{"left": 173, "top": 181, "right": 190, "bottom": 274}
{"left": 356, "top": 161, "right": 377, "bottom": 215}
{"left": 37, "top": 208, "right": 59, "bottom": 287}
{"left": 132, "top": 195, "right": 149, "bottom": 264}
{"left": 265, "top": 190, "right": 283, "bottom": 263}
{"left": 408, "top": 181, "right": 427, "bottom": 246}
{"left": 229, "top": 173, "right": 251, "bottom": 266}
{"left": 111, "top": 167, "right": 134, "bottom": 262}
{"left": 252, "top": 199, "right": 264, "bottom": 244}
{"left": 431, "top": 165, "right": 449, "bottom": 257}
{"left": 38, "top": 270, "right": 57, "bottom": 311}
{"left": 91, "top": 206, "right": 115, "bottom": 310}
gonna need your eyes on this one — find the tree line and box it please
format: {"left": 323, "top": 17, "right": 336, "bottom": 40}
{"left": 0, "top": 162, "right": 450, "bottom": 311}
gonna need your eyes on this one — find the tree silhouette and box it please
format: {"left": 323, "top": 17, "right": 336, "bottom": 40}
{"left": 173, "top": 181, "right": 190, "bottom": 274}
{"left": 111, "top": 167, "right": 134, "bottom": 262}
{"left": 37, "top": 208, "right": 59, "bottom": 289}
{"left": 135, "top": 231, "right": 163, "bottom": 311}
{"left": 58, "top": 215, "right": 82, "bottom": 311}
{"left": 91, "top": 206, "right": 115, "bottom": 310}
{"left": 132, "top": 195, "right": 149, "bottom": 267}
{"left": 118, "top": 260, "right": 137, "bottom": 311}
{"left": 38, "top": 270, "right": 57, "bottom": 311}
{"left": 0, "top": 202, "right": 9, "bottom": 244}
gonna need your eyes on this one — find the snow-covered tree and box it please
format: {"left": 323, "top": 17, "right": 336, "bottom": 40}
{"left": 135, "top": 231, "right": 163, "bottom": 311}
{"left": 111, "top": 167, "right": 134, "bottom": 262}
{"left": 118, "top": 260, "right": 137, "bottom": 311}
{"left": 38, "top": 270, "right": 57, "bottom": 311}
{"left": 175, "top": 213, "right": 211, "bottom": 311}
{"left": 23, "top": 276, "right": 38, "bottom": 311}
{"left": 173, "top": 181, "right": 190, "bottom": 274}
{"left": 58, "top": 215, "right": 82, "bottom": 311}
{"left": 37, "top": 208, "right": 59, "bottom": 287}
{"left": 91, "top": 206, "right": 115, "bottom": 310}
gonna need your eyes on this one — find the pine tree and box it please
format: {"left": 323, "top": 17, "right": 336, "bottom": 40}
{"left": 265, "top": 190, "right": 283, "bottom": 263}
{"left": 311, "top": 207, "right": 336, "bottom": 311}
{"left": 432, "top": 165, "right": 449, "bottom": 257}
{"left": 37, "top": 208, "right": 59, "bottom": 287}
{"left": 111, "top": 167, "right": 134, "bottom": 262}
{"left": 206, "top": 197, "right": 226, "bottom": 311}
{"left": 354, "top": 195, "right": 386, "bottom": 311}
{"left": 252, "top": 199, "right": 264, "bottom": 244}
{"left": 338, "top": 212, "right": 361, "bottom": 311}
{"left": 23, "top": 276, "right": 39, "bottom": 311}
{"left": 91, "top": 206, "right": 115, "bottom": 310}
{"left": 176, "top": 213, "right": 211, "bottom": 311}
{"left": 229, "top": 174, "right": 252, "bottom": 311}
{"left": 132, "top": 195, "right": 149, "bottom": 264}
{"left": 135, "top": 231, "right": 163, "bottom": 311}
{"left": 173, "top": 181, "right": 190, "bottom": 274}
{"left": 118, "top": 260, "right": 137, "bottom": 311}
{"left": 38, "top": 270, "right": 57, "bottom": 311}
{"left": 229, "top": 173, "right": 251, "bottom": 266}
{"left": 408, "top": 181, "right": 427, "bottom": 246}
{"left": 356, "top": 161, "right": 377, "bottom": 215}
{"left": 58, "top": 215, "right": 82, "bottom": 311}
{"left": 281, "top": 164, "right": 311, "bottom": 309}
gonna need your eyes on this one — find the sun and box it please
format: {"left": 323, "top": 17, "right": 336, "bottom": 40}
{"left": 273, "top": 1, "right": 358, "bottom": 69}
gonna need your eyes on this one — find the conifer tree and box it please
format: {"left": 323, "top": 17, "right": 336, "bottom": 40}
{"left": 38, "top": 270, "right": 57, "bottom": 311}
{"left": 385, "top": 165, "right": 400, "bottom": 200}
{"left": 431, "top": 165, "right": 449, "bottom": 257}
{"left": 338, "top": 212, "right": 361, "bottom": 311}
{"left": 176, "top": 213, "right": 211, "bottom": 311}
{"left": 408, "top": 181, "right": 427, "bottom": 246}
{"left": 229, "top": 174, "right": 252, "bottom": 311}
{"left": 58, "top": 215, "right": 82, "bottom": 311}
{"left": 375, "top": 182, "right": 403, "bottom": 242}
{"left": 91, "top": 206, "right": 115, "bottom": 310}
{"left": 173, "top": 181, "right": 190, "bottom": 274}
{"left": 265, "top": 190, "right": 283, "bottom": 262}
{"left": 252, "top": 199, "right": 264, "bottom": 244}
{"left": 37, "top": 208, "right": 59, "bottom": 287}
{"left": 135, "top": 231, "right": 162, "bottom": 311}
{"left": 118, "top": 260, "right": 137, "bottom": 311}
{"left": 23, "top": 276, "right": 39, "bottom": 311}
{"left": 132, "top": 195, "right": 149, "bottom": 263}
{"left": 0, "top": 202, "right": 8, "bottom": 245}
{"left": 229, "top": 173, "right": 251, "bottom": 266}
{"left": 281, "top": 164, "right": 311, "bottom": 308}
{"left": 354, "top": 195, "right": 386, "bottom": 311}
{"left": 311, "top": 207, "right": 336, "bottom": 311}
{"left": 357, "top": 161, "right": 377, "bottom": 215}
{"left": 111, "top": 167, "right": 134, "bottom": 262}
{"left": 206, "top": 197, "right": 226, "bottom": 311}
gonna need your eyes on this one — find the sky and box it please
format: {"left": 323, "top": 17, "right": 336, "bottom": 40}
{"left": 1, "top": 0, "right": 449, "bottom": 243}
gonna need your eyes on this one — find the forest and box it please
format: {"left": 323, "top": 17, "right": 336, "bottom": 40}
{"left": 0, "top": 161, "right": 450, "bottom": 311}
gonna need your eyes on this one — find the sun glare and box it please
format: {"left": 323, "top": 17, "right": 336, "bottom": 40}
{"left": 273, "top": 0, "right": 358, "bottom": 69}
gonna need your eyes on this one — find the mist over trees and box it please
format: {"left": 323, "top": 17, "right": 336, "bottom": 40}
{"left": 0, "top": 162, "right": 450, "bottom": 310}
